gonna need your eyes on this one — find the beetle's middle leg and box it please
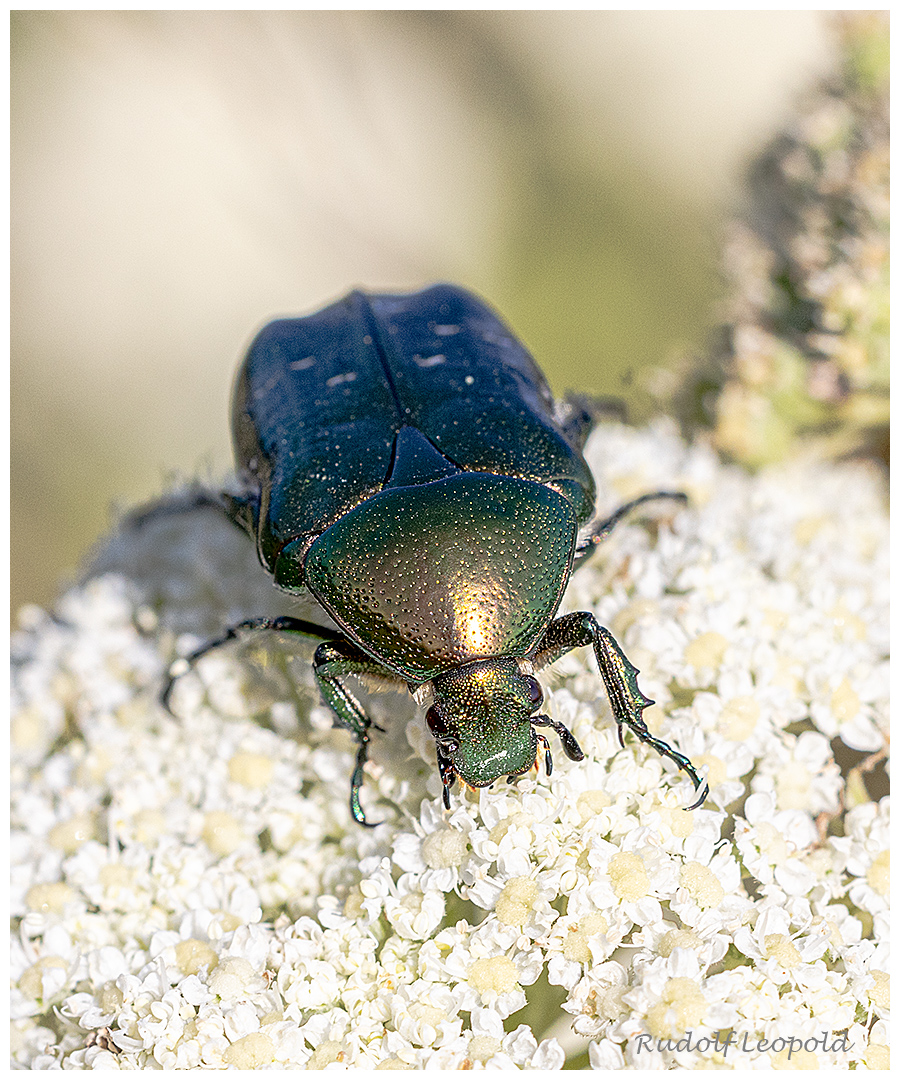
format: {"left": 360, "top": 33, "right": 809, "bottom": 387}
{"left": 162, "top": 615, "right": 337, "bottom": 711}
{"left": 532, "top": 612, "right": 707, "bottom": 809}
{"left": 574, "top": 490, "right": 687, "bottom": 567}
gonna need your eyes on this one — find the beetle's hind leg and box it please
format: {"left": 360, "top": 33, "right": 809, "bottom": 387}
{"left": 574, "top": 490, "right": 687, "bottom": 567}
{"left": 119, "top": 484, "right": 256, "bottom": 534}
{"left": 533, "top": 612, "right": 707, "bottom": 808}
{"left": 557, "top": 393, "right": 628, "bottom": 449}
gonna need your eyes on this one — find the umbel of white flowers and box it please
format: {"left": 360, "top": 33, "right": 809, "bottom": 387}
{"left": 11, "top": 421, "right": 888, "bottom": 1069}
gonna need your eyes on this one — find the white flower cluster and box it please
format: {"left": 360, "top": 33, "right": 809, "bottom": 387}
{"left": 11, "top": 422, "right": 888, "bottom": 1069}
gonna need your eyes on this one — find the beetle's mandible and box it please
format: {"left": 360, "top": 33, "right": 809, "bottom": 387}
{"left": 164, "top": 284, "right": 707, "bottom": 824}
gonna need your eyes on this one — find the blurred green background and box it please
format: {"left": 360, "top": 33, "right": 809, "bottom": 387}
{"left": 11, "top": 11, "right": 836, "bottom": 616}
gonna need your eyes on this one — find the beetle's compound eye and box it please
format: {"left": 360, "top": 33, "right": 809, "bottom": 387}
{"left": 426, "top": 705, "right": 459, "bottom": 754}
{"left": 426, "top": 704, "right": 447, "bottom": 737}
{"left": 523, "top": 675, "right": 543, "bottom": 710}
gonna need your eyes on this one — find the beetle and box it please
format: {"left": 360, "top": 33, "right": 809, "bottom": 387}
{"left": 164, "top": 284, "right": 707, "bottom": 824}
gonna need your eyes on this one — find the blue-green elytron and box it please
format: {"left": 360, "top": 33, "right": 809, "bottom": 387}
{"left": 165, "top": 284, "right": 707, "bottom": 824}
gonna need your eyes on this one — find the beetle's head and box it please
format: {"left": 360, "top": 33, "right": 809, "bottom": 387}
{"left": 427, "top": 658, "right": 584, "bottom": 807}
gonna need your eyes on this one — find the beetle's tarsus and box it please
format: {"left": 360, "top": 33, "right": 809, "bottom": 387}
{"left": 350, "top": 738, "right": 379, "bottom": 827}
{"left": 595, "top": 627, "right": 707, "bottom": 809}
{"left": 622, "top": 720, "right": 708, "bottom": 809}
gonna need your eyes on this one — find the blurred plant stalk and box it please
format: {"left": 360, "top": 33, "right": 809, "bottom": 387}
{"left": 665, "top": 12, "right": 888, "bottom": 469}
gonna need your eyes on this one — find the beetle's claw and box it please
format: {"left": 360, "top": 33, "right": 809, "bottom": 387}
{"left": 160, "top": 679, "right": 176, "bottom": 716}
{"left": 678, "top": 758, "right": 709, "bottom": 811}
{"left": 685, "top": 778, "right": 709, "bottom": 811}
{"left": 160, "top": 657, "right": 191, "bottom": 716}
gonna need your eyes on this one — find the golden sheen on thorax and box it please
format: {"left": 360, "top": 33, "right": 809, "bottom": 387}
{"left": 304, "top": 470, "right": 578, "bottom": 683}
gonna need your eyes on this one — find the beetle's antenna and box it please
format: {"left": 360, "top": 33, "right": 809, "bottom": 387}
{"left": 536, "top": 732, "right": 553, "bottom": 776}
{"left": 437, "top": 753, "right": 456, "bottom": 810}
{"left": 532, "top": 714, "right": 585, "bottom": 763}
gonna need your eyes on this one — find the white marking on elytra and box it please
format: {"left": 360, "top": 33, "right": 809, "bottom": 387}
{"left": 326, "top": 371, "right": 358, "bottom": 387}
{"left": 290, "top": 356, "right": 316, "bottom": 370}
{"left": 254, "top": 374, "right": 279, "bottom": 398}
{"left": 433, "top": 324, "right": 460, "bottom": 336}
{"left": 416, "top": 354, "right": 446, "bottom": 368}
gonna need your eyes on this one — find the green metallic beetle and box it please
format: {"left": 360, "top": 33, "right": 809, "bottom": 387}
{"left": 165, "top": 284, "right": 707, "bottom": 824}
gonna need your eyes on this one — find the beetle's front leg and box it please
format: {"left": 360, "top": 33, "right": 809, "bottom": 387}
{"left": 533, "top": 612, "right": 707, "bottom": 809}
{"left": 312, "top": 640, "right": 407, "bottom": 827}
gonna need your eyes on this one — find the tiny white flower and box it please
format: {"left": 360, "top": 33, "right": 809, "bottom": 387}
{"left": 829, "top": 797, "right": 890, "bottom": 916}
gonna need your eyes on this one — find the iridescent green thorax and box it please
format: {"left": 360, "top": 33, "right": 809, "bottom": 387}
{"left": 302, "top": 467, "right": 577, "bottom": 682}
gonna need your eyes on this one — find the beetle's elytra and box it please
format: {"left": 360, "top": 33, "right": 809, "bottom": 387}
{"left": 165, "top": 284, "right": 707, "bottom": 824}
